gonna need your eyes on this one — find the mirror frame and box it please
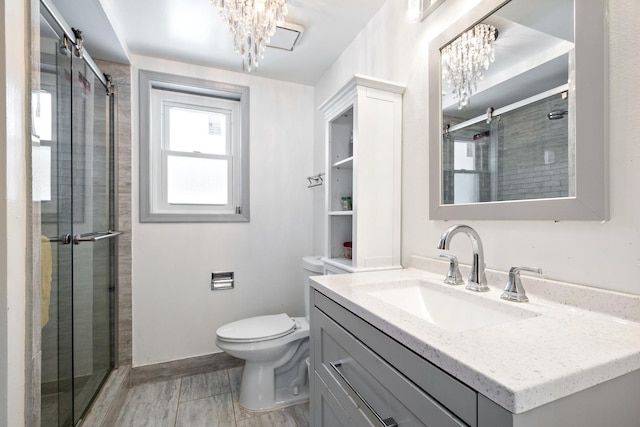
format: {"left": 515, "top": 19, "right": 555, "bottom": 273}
{"left": 428, "top": 0, "right": 608, "bottom": 220}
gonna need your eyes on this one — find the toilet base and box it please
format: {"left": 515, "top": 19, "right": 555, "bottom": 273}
{"left": 238, "top": 339, "right": 310, "bottom": 411}
{"left": 238, "top": 385, "right": 309, "bottom": 412}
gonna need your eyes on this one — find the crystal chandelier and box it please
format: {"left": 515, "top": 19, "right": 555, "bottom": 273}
{"left": 211, "top": 0, "right": 288, "bottom": 71}
{"left": 441, "top": 23, "right": 498, "bottom": 109}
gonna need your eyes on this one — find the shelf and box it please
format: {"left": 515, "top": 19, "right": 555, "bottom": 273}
{"left": 324, "top": 257, "right": 354, "bottom": 271}
{"left": 329, "top": 210, "right": 353, "bottom": 216}
{"left": 332, "top": 156, "right": 354, "bottom": 169}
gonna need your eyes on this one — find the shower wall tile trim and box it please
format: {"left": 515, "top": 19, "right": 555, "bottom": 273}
{"left": 96, "top": 60, "right": 133, "bottom": 366}
{"left": 29, "top": 0, "right": 41, "bottom": 425}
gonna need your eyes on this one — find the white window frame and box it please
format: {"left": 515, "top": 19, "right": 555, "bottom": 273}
{"left": 152, "top": 93, "right": 239, "bottom": 213}
{"left": 139, "top": 70, "right": 250, "bottom": 222}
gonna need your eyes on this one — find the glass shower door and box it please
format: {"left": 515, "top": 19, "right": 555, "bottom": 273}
{"left": 38, "top": 2, "right": 116, "bottom": 425}
{"left": 69, "top": 52, "right": 115, "bottom": 424}
{"left": 38, "top": 8, "right": 74, "bottom": 426}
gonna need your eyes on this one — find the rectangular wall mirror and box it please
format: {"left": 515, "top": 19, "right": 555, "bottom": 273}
{"left": 428, "top": 0, "right": 608, "bottom": 220}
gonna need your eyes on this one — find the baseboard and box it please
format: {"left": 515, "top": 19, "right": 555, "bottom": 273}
{"left": 129, "top": 352, "right": 243, "bottom": 387}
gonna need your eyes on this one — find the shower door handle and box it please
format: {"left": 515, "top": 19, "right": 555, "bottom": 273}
{"left": 47, "top": 234, "right": 72, "bottom": 245}
{"left": 73, "top": 230, "right": 123, "bottom": 245}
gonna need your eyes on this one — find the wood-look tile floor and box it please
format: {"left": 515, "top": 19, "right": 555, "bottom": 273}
{"left": 113, "top": 366, "right": 309, "bottom": 427}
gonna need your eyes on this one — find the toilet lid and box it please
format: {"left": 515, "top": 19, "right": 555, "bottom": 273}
{"left": 216, "top": 313, "right": 296, "bottom": 343}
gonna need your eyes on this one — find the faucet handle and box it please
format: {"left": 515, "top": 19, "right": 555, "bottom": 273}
{"left": 439, "top": 254, "right": 464, "bottom": 285}
{"left": 501, "top": 266, "right": 542, "bottom": 303}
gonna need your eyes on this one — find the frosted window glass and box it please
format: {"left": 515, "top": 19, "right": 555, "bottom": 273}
{"left": 32, "top": 91, "right": 52, "bottom": 141}
{"left": 454, "top": 141, "right": 475, "bottom": 170}
{"left": 167, "top": 156, "right": 228, "bottom": 205}
{"left": 454, "top": 173, "right": 479, "bottom": 203}
{"left": 169, "top": 107, "right": 227, "bottom": 155}
{"left": 32, "top": 145, "right": 51, "bottom": 201}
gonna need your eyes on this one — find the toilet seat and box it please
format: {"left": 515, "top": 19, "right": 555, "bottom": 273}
{"left": 216, "top": 313, "right": 296, "bottom": 343}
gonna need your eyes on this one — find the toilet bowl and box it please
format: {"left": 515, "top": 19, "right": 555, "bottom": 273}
{"left": 215, "top": 256, "right": 324, "bottom": 411}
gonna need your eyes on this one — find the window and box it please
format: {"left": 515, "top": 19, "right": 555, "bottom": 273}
{"left": 139, "top": 70, "right": 249, "bottom": 222}
{"left": 453, "top": 140, "right": 480, "bottom": 204}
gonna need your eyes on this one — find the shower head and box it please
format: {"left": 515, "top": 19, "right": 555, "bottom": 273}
{"left": 547, "top": 110, "right": 568, "bottom": 120}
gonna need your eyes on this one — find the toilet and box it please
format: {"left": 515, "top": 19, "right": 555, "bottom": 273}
{"left": 215, "top": 256, "right": 324, "bottom": 411}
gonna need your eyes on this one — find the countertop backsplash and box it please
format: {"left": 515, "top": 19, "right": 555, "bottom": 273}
{"left": 409, "top": 255, "right": 640, "bottom": 323}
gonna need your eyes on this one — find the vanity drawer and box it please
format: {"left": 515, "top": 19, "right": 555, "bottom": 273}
{"left": 313, "top": 305, "right": 468, "bottom": 427}
{"left": 313, "top": 371, "right": 356, "bottom": 427}
{"left": 312, "top": 290, "right": 477, "bottom": 427}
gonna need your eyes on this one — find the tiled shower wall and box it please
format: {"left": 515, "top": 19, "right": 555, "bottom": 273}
{"left": 95, "top": 59, "right": 133, "bottom": 367}
{"left": 28, "top": 1, "right": 41, "bottom": 425}
{"left": 496, "top": 96, "right": 569, "bottom": 201}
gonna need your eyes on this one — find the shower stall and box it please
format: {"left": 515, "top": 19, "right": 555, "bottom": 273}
{"left": 36, "top": 1, "right": 118, "bottom": 425}
{"left": 442, "top": 88, "right": 570, "bottom": 205}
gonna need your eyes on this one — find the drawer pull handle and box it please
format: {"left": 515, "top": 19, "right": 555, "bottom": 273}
{"left": 330, "top": 361, "right": 398, "bottom": 427}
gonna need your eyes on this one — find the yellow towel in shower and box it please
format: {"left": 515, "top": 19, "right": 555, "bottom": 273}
{"left": 41, "top": 235, "right": 52, "bottom": 327}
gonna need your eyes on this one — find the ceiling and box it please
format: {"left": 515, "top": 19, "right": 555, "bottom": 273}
{"left": 50, "top": 0, "right": 387, "bottom": 85}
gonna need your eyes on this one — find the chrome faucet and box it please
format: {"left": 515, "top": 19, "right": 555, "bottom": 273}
{"left": 437, "top": 225, "right": 489, "bottom": 292}
{"left": 501, "top": 266, "right": 542, "bottom": 303}
{"left": 439, "top": 253, "right": 464, "bottom": 285}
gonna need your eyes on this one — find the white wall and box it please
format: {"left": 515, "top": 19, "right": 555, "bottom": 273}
{"left": 131, "top": 55, "right": 315, "bottom": 366}
{"left": 314, "top": 0, "right": 640, "bottom": 296}
{"left": 0, "top": 0, "right": 28, "bottom": 423}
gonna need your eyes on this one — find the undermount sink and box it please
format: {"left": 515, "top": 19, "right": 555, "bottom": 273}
{"left": 364, "top": 279, "right": 539, "bottom": 332}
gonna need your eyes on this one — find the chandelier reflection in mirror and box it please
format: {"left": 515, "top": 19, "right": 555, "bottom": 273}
{"left": 441, "top": 23, "right": 498, "bottom": 109}
{"left": 211, "top": 0, "right": 288, "bottom": 71}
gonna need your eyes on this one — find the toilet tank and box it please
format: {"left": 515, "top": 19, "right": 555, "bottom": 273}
{"left": 302, "top": 256, "right": 324, "bottom": 319}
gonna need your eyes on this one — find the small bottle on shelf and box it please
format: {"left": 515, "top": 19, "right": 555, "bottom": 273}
{"left": 341, "top": 196, "right": 352, "bottom": 210}
{"left": 343, "top": 242, "right": 352, "bottom": 259}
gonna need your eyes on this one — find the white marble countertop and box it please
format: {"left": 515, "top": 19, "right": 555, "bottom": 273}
{"left": 310, "top": 257, "right": 640, "bottom": 414}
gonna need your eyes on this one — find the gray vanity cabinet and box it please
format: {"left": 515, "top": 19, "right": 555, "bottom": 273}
{"left": 310, "top": 288, "right": 640, "bottom": 427}
{"left": 310, "top": 289, "right": 476, "bottom": 427}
